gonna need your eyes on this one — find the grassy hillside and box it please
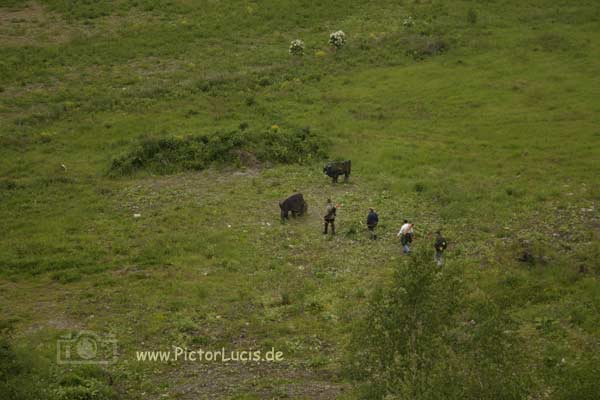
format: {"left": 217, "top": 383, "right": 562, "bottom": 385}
{"left": 1, "top": 0, "right": 599, "bottom": 399}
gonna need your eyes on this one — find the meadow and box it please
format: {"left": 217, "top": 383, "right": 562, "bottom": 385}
{"left": 1, "top": 0, "right": 599, "bottom": 399}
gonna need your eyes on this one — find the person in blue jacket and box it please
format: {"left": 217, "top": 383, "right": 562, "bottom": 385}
{"left": 366, "top": 208, "right": 379, "bottom": 240}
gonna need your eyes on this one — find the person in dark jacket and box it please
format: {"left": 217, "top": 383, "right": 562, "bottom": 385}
{"left": 434, "top": 230, "right": 448, "bottom": 266}
{"left": 366, "top": 208, "right": 379, "bottom": 240}
{"left": 323, "top": 198, "right": 336, "bottom": 235}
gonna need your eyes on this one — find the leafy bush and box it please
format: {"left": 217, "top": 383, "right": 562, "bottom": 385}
{"left": 289, "top": 39, "right": 305, "bottom": 56}
{"left": 258, "top": 76, "right": 272, "bottom": 87}
{"left": 467, "top": 9, "right": 478, "bottom": 25}
{"left": 414, "top": 182, "right": 426, "bottom": 193}
{"left": 329, "top": 30, "right": 347, "bottom": 49}
{"left": 344, "top": 221, "right": 360, "bottom": 238}
{"left": 0, "top": 320, "right": 44, "bottom": 400}
{"left": 0, "top": 179, "right": 18, "bottom": 191}
{"left": 0, "top": 335, "right": 44, "bottom": 399}
{"left": 1, "top": 326, "right": 117, "bottom": 400}
{"left": 345, "top": 253, "right": 533, "bottom": 399}
{"left": 109, "top": 126, "right": 329, "bottom": 175}
{"left": 0, "top": 336, "right": 19, "bottom": 384}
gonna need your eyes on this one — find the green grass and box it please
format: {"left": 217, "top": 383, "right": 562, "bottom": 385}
{"left": 1, "top": 0, "right": 599, "bottom": 398}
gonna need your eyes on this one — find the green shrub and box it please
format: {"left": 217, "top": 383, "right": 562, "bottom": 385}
{"left": 345, "top": 253, "right": 533, "bottom": 399}
{"left": 1, "top": 320, "right": 116, "bottom": 400}
{"left": 467, "top": 9, "right": 478, "bottom": 25}
{"left": 0, "top": 180, "right": 18, "bottom": 191}
{"left": 344, "top": 221, "right": 360, "bottom": 238}
{"left": 0, "top": 333, "right": 48, "bottom": 400}
{"left": 414, "top": 182, "right": 426, "bottom": 193}
{"left": 0, "top": 336, "right": 20, "bottom": 382}
{"left": 109, "top": 126, "right": 329, "bottom": 176}
{"left": 258, "top": 77, "right": 272, "bottom": 87}
{"left": 280, "top": 291, "right": 292, "bottom": 306}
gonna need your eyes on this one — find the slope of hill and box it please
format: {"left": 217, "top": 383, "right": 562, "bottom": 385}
{"left": 1, "top": 1, "right": 599, "bottom": 399}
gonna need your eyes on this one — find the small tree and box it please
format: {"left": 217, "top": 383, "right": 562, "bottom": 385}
{"left": 345, "top": 252, "right": 532, "bottom": 399}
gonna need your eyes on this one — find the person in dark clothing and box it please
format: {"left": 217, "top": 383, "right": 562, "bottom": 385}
{"left": 434, "top": 230, "right": 448, "bottom": 266}
{"left": 323, "top": 198, "right": 336, "bottom": 235}
{"left": 366, "top": 208, "right": 379, "bottom": 240}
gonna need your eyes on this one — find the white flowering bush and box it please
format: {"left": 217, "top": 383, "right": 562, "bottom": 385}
{"left": 329, "top": 30, "right": 346, "bottom": 49}
{"left": 402, "top": 16, "right": 414, "bottom": 27}
{"left": 289, "top": 39, "right": 305, "bottom": 56}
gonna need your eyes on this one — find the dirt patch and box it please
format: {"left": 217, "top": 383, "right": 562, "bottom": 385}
{"left": 0, "top": 2, "right": 76, "bottom": 46}
{"left": 0, "top": 2, "right": 159, "bottom": 47}
{"left": 161, "top": 361, "right": 347, "bottom": 399}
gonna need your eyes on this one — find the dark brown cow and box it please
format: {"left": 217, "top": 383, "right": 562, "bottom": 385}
{"left": 279, "top": 193, "right": 308, "bottom": 220}
{"left": 323, "top": 160, "right": 351, "bottom": 183}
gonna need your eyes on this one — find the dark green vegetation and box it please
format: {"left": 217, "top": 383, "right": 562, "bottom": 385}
{"left": 109, "top": 126, "right": 327, "bottom": 175}
{"left": 347, "top": 253, "right": 531, "bottom": 399}
{"left": 1, "top": 0, "right": 599, "bottom": 399}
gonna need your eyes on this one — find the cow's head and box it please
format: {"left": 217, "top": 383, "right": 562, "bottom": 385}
{"left": 279, "top": 201, "right": 286, "bottom": 219}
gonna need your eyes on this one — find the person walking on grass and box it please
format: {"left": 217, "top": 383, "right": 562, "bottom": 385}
{"left": 323, "top": 198, "right": 336, "bottom": 235}
{"left": 366, "top": 208, "right": 379, "bottom": 240}
{"left": 397, "top": 220, "right": 414, "bottom": 254}
{"left": 434, "top": 230, "right": 448, "bottom": 266}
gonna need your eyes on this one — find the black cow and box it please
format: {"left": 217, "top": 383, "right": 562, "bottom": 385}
{"left": 323, "top": 160, "right": 351, "bottom": 183}
{"left": 279, "top": 193, "right": 308, "bottom": 220}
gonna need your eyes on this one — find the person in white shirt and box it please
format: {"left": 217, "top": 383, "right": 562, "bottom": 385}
{"left": 397, "top": 220, "right": 414, "bottom": 254}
